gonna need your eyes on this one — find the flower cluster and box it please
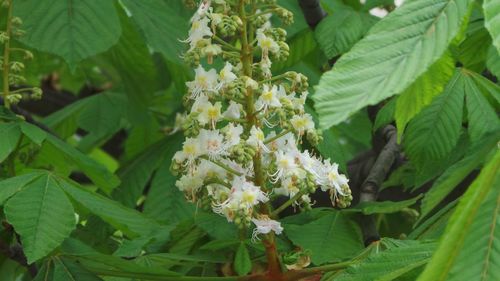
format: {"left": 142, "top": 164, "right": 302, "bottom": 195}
{"left": 0, "top": 0, "right": 41, "bottom": 108}
{"left": 172, "top": 0, "right": 352, "bottom": 240}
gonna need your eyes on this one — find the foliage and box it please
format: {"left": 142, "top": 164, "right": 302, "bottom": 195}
{"left": 0, "top": 0, "right": 498, "bottom": 280}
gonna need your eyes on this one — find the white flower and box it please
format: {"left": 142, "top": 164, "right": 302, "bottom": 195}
{"left": 260, "top": 56, "right": 272, "bottom": 78}
{"left": 298, "top": 150, "right": 323, "bottom": 178}
{"left": 202, "top": 43, "right": 222, "bottom": 62}
{"left": 244, "top": 76, "right": 259, "bottom": 90}
{"left": 231, "top": 177, "right": 268, "bottom": 208}
{"left": 176, "top": 174, "right": 204, "bottom": 196}
{"left": 290, "top": 113, "right": 314, "bottom": 135}
{"left": 191, "top": 95, "right": 209, "bottom": 113}
{"left": 251, "top": 217, "right": 283, "bottom": 240}
{"left": 275, "top": 177, "right": 299, "bottom": 198}
{"left": 223, "top": 100, "right": 241, "bottom": 119}
{"left": 199, "top": 129, "right": 227, "bottom": 159}
{"left": 257, "top": 29, "right": 279, "bottom": 58}
{"left": 270, "top": 150, "right": 298, "bottom": 182}
{"left": 217, "top": 62, "right": 237, "bottom": 89}
{"left": 256, "top": 84, "right": 281, "bottom": 111}
{"left": 190, "top": 0, "right": 211, "bottom": 22}
{"left": 197, "top": 158, "right": 226, "bottom": 179}
{"left": 171, "top": 112, "right": 187, "bottom": 134}
{"left": 213, "top": 177, "right": 268, "bottom": 221}
{"left": 319, "top": 161, "right": 348, "bottom": 195}
{"left": 186, "top": 17, "right": 213, "bottom": 50}
{"left": 198, "top": 101, "right": 222, "bottom": 128}
{"left": 186, "top": 65, "right": 218, "bottom": 99}
{"left": 175, "top": 137, "right": 204, "bottom": 165}
{"left": 224, "top": 123, "right": 243, "bottom": 146}
{"left": 247, "top": 125, "right": 269, "bottom": 152}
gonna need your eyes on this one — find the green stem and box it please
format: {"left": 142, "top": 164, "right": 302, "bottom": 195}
{"left": 2, "top": 0, "right": 13, "bottom": 109}
{"left": 264, "top": 129, "right": 291, "bottom": 144}
{"left": 270, "top": 190, "right": 305, "bottom": 218}
{"left": 200, "top": 155, "right": 243, "bottom": 177}
{"left": 213, "top": 35, "right": 240, "bottom": 52}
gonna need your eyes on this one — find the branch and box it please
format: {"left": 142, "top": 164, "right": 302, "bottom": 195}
{"left": 298, "top": 0, "right": 328, "bottom": 29}
{"left": 359, "top": 125, "right": 400, "bottom": 245}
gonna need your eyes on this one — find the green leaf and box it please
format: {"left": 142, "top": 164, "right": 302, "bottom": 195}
{"left": 20, "top": 122, "right": 47, "bottom": 146}
{"left": 58, "top": 179, "right": 161, "bottom": 238}
{"left": 315, "top": 9, "right": 376, "bottom": 59}
{"left": 4, "top": 173, "right": 76, "bottom": 263}
{"left": 44, "top": 135, "right": 120, "bottom": 193}
{"left": 285, "top": 211, "right": 363, "bottom": 265}
{"left": 0, "top": 171, "right": 44, "bottom": 204}
{"left": 234, "top": 242, "right": 252, "bottom": 276}
{"left": 332, "top": 241, "right": 436, "bottom": 281}
{"left": 373, "top": 98, "right": 396, "bottom": 132}
{"left": 395, "top": 52, "right": 455, "bottom": 137}
{"left": 14, "top": 0, "right": 121, "bottom": 68}
{"left": 52, "top": 257, "right": 103, "bottom": 281}
{"left": 403, "top": 70, "right": 466, "bottom": 169}
{"left": 486, "top": 46, "right": 500, "bottom": 78}
{"left": 120, "top": 0, "right": 190, "bottom": 64}
{"left": 77, "top": 92, "right": 126, "bottom": 142}
{"left": 418, "top": 150, "right": 500, "bottom": 281}
{"left": 463, "top": 71, "right": 500, "bottom": 142}
{"left": 469, "top": 69, "right": 500, "bottom": 104}
{"left": 446, "top": 179, "right": 500, "bottom": 281}
{"left": 42, "top": 96, "right": 95, "bottom": 139}
{"left": 0, "top": 122, "right": 21, "bottom": 162}
{"left": 143, "top": 134, "right": 194, "bottom": 225}
{"left": 347, "top": 195, "right": 422, "bottom": 215}
{"left": 484, "top": 0, "right": 500, "bottom": 53}
{"left": 113, "top": 136, "right": 181, "bottom": 207}
{"left": 457, "top": 19, "right": 491, "bottom": 71}
{"left": 312, "top": 0, "right": 472, "bottom": 129}
{"left": 419, "top": 132, "right": 499, "bottom": 220}
{"left": 410, "top": 201, "right": 457, "bottom": 240}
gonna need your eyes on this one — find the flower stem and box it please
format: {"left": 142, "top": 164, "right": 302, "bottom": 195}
{"left": 2, "top": 0, "right": 13, "bottom": 109}
{"left": 200, "top": 155, "right": 243, "bottom": 177}
{"left": 239, "top": 1, "right": 282, "bottom": 279}
{"left": 270, "top": 190, "right": 306, "bottom": 218}
{"left": 264, "top": 129, "right": 291, "bottom": 144}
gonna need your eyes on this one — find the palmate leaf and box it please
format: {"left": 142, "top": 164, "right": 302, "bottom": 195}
{"left": 285, "top": 211, "right": 363, "bottom": 265}
{"left": 330, "top": 241, "right": 436, "bottom": 281}
{"left": 395, "top": 52, "right": 455, "bottom": 137}
{"left": 403, "top": 70, "right": 465, "bottom": 169}
{"left": 14, "top": 0, "right": 121, "bottom": 68}
{"left": 4, "top": 173, "right": 77, "bottom": 264}
{"left": 312, "top": 0, "right": 472, "bottom": 129}
{"left": 484, "top": 0, "right": 500, "bottom": 53}
{"left": 34, "top": 257, "right": 103, "bottom": 281}
{"left": 417, "top": 150, "right": 500, "bottom": 281}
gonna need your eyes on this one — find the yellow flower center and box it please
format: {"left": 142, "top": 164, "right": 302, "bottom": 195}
{"left": 207, "top": 106, "right": 220, "bottom": 120}
{"left": 262, "top": 91, "right": 274, "bottom": 102}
